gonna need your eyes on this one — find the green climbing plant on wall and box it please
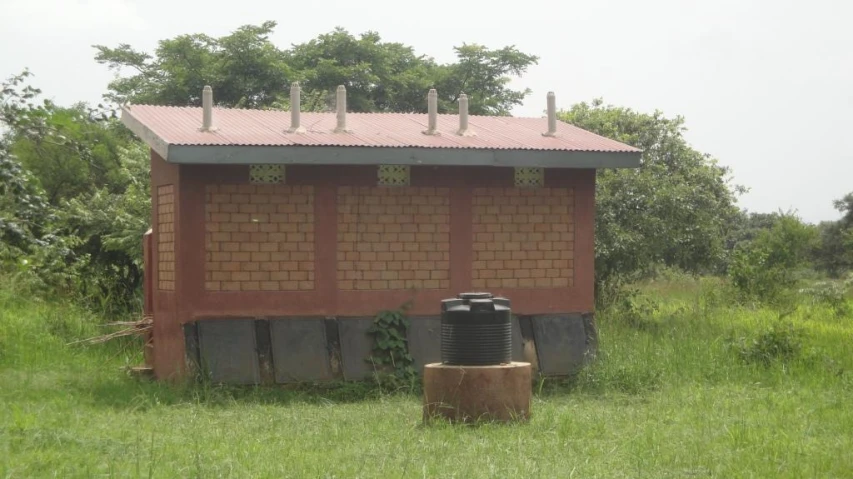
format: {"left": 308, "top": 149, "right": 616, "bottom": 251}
{"left": 366, "top": 301, "right": 417, "bottom": 391}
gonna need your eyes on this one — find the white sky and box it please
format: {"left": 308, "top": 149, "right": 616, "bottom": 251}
{"left": 1, "top": 0, "right": 851, "bottom": 223}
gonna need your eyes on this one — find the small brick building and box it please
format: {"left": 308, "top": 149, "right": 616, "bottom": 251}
{"left": 123, "top": 86, "right": 640, "bottom": 383}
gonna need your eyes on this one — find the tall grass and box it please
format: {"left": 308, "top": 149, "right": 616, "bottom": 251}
{"left": 1, "top": 277, "right": 852, "bottom": 478}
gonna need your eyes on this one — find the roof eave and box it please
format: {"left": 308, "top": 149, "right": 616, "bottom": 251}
{"left": 167, "top": 144, "right": 641, "bottom": 168}
{"left": 121, "top": 106, "right": 170, "bottom": 160}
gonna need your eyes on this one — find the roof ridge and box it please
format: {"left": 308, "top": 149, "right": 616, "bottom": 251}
{"left": 128, "top": 104, "right": 558, "bottom": 121}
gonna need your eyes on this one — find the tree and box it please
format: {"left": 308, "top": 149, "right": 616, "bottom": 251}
{"left": 1, "top": 71, "right": 130, "bottom": 205}
{"left": 95, "top": 22, "right": 290, "bottom": 109}
{"left": 1, "top": 71, "right": 61, "bottom": 253}
{"left": 1, "top": 71, "right": 149, "bottom": 307}
{"left": 726, "top": 211, "right": 784, "bottom": 250}
{"left": 833, "top": 192, "right": 853, "bottom": 228}
{"left": 284, "top": 29, "right": 436, "bottom": 113}
{"left": 559, "top": 99, "right": 743, "bottom": 300}
{"left": 431, "top": 44, "right": 537, "bottom": 115}
{"left": 812, "top": 192, "right": 853, "bottom": 276}
{"left": 94, "top": 23, "right": 538, "bottom": 114}
{"left": 729, "top": 214, "right": 818, "bottom": 303}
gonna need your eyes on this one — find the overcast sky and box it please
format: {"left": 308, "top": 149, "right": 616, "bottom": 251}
{"left": 1, "top": 0, "right": 851, "bottom": 223}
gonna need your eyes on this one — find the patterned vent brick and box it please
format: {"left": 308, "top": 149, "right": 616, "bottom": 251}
{"left": 157, "top": 185, "right": 175, "bottom": 291}
{"left": 205, "top": 184, "right": 315, "bottom": 291}
{"left": 337, "top": 186, "right": 450, "bottom": 290}
{"left": 471, "top": 188, "right": 574, "bottom": 289}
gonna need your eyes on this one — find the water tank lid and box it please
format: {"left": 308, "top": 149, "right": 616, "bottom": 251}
{"left": 457, "top": 292, "right": 493, "bottom": 300}
{"left": 441, "top": 298, "right": 465, "bottom": 311}
{"left": 442, "top": 292, "right": 511, "bottom": 311}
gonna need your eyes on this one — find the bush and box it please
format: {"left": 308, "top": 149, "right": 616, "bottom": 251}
{"left": 729, "top": 215, "right": 817, "bottom": 304}
{"left": 732, "top": 320, "right": 803, "bottom": 366}
{"left": 799, "top": 281, "right": 851, "bottom": 317}
{"left": 611, "top": 292, "right": 661, "bottom": 330}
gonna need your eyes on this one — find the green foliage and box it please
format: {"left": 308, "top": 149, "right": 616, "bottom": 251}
{"left": 95, "top": 23, "right": 538, "bottom": 115}
{"left": 798, "top": 280, "right": 852, "bottom": 317}
{"left": 0, "top": 149, "right": 52, "bottom": 257}
{"left": 812, "top": 192, "right": 853, "bottom": 277}
{"left": 1, "top": 71, "right": 147, "bottom": 310}
{"left": 9, "top": 107, "right": 126, "bottom": 204}
{"left": 610, "top": 292, "right": 661, "bottom": 331}
{"left": 726, "top": 211, "right": 784, "bottom": 252}
{"left": 95, "top": 22, "right": 290, "bottom": 109}
{"left": 431, "top": 43, "right": 538, "bottom": 115}
{"left": 560, "top": 99, "right": 743, "bottom": 304}
{"left": 284, "top": 28, "right": 435, "bottom": 113}
{"left": 0, "top": 72, "right": 55, "bottom": 257}
{"left": 728, "top": 214, "right": 817, "bottom": 303}
{"left": 57, "top": 143, "right": 150, "bottom": 311}
{"left": 732, "top": 320, "right": 804, "bottom": 367}
{"left": 2, "top": 71, "right": 126, "bottom": 206}
{"left": 366, "top": 302, "right": 417, "bottom": 391}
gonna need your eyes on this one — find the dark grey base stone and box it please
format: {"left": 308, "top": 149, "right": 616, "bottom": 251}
{"left": 270, "top": 318, "right": 332, "bottom": 382}
{"left": 530, "top": 314, "right": 591, "bottom": 375}
{"left": 511, "top": 317, "right": 524, "bottom": 362}
{"left": 407, "top": 316, "right": 441, "bottom": 370}
{"left": 337, "top": 318, "right": 374, "bottom": 380}
{"left": 197, "top": 318, "right": 260, "bottom": 384}
{"left": 183, "top": 312, "right": 596, "bottom": 384}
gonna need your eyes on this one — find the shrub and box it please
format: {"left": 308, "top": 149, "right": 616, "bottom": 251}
{"left": 732, "top": 320, "right": 803, "bottom": 366}
{"left": 695, "top": 277, "right": 729, "bottom": 315}
{"left": 366, "top": 302, "right": 417, "bottom": 392}
{"left": 798, "top": 281, "right": 851, "bottom": 317}
{"left": 611, "top": 292, "right": 661, "bottom": 330}
{"left": 729, "top": 215, "right": 817, "bottom": 304}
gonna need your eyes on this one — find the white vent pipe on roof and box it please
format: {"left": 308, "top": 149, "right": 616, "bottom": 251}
{"left": 543, "top": 91, "right": 557, "bottom": 137}
{"left": 457, "top": 93, "right": 475, "bottom": 137}
{"left": 422, "top": 88, "right": 439, "bottom": 135}
{"left": 334, "top": 85, "right": 350, "bottom": 133}
{"left": 199, "top": 85, "right": 216, "bottom": 132}
{"left": 289, "top": 82, "right": 305, "bottom": 133}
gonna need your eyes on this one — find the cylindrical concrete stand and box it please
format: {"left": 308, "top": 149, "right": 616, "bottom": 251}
{"left": 423, "top": 362, "right": 532, "bottom": 423}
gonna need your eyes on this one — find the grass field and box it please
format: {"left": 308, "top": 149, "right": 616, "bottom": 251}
{"left": 1, "top": 279, "right": 852, "bottom": 478}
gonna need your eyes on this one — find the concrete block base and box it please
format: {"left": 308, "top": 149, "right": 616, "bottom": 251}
{"left": 423, "top": 362, "right": 532, "bottom": 423}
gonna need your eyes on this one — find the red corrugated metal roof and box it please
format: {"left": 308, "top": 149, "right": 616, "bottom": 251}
{"left": 122, "top": 105, "right": 640, "bottom": 153}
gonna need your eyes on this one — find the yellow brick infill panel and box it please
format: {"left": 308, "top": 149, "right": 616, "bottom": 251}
{"left": 471, "top": 188, "right": 574, "bottom": 289}
{"left": 157, "top": 185, "right": 175, "bottom": 291}
{"left": 204, "top": 185, "right": 315, "bottom": 292}
{"left": 337, "top": 186, "right": 451, "bottom": 290}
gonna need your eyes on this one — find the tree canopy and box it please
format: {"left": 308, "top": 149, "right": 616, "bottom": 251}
{"left": 812, "top": 193, "right": 853, "bottom": 276}
{"left": 1, "top": 70, "right": 148, "bottom": 307}
{"left": 560, "top": 99, "right": 744, "bottom": 297}
{"left": 94, "top": 23, "right": 538, "bottom": 115}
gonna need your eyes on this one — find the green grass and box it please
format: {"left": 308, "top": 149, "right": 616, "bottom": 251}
{"left": 1, "top": 279, "right": 852, "bottom": 478}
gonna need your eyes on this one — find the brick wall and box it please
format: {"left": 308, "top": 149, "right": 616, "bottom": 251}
{"left": 204, "top": 185, "right": 315, "bottom": 291}
{"left": 471, "top": 188, "right": 574, "bottom": 289}
{"left": 157, "top": 185, "right": 175, "bottom": 291}
{"left": 337, "top": 186, "right": 450, "bottom": 290}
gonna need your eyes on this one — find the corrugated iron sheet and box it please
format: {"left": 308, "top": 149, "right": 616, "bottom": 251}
{"left": 123, "top": 105, "right": 640, "bottom": 153}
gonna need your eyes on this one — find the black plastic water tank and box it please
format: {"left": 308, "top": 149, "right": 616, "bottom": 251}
{"left": 440, "top": 292, "right": 512, "bottom": 366}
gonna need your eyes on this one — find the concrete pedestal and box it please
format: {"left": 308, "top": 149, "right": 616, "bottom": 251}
{"left": 423, "top": 362, "right": 532, "bottom": 423}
